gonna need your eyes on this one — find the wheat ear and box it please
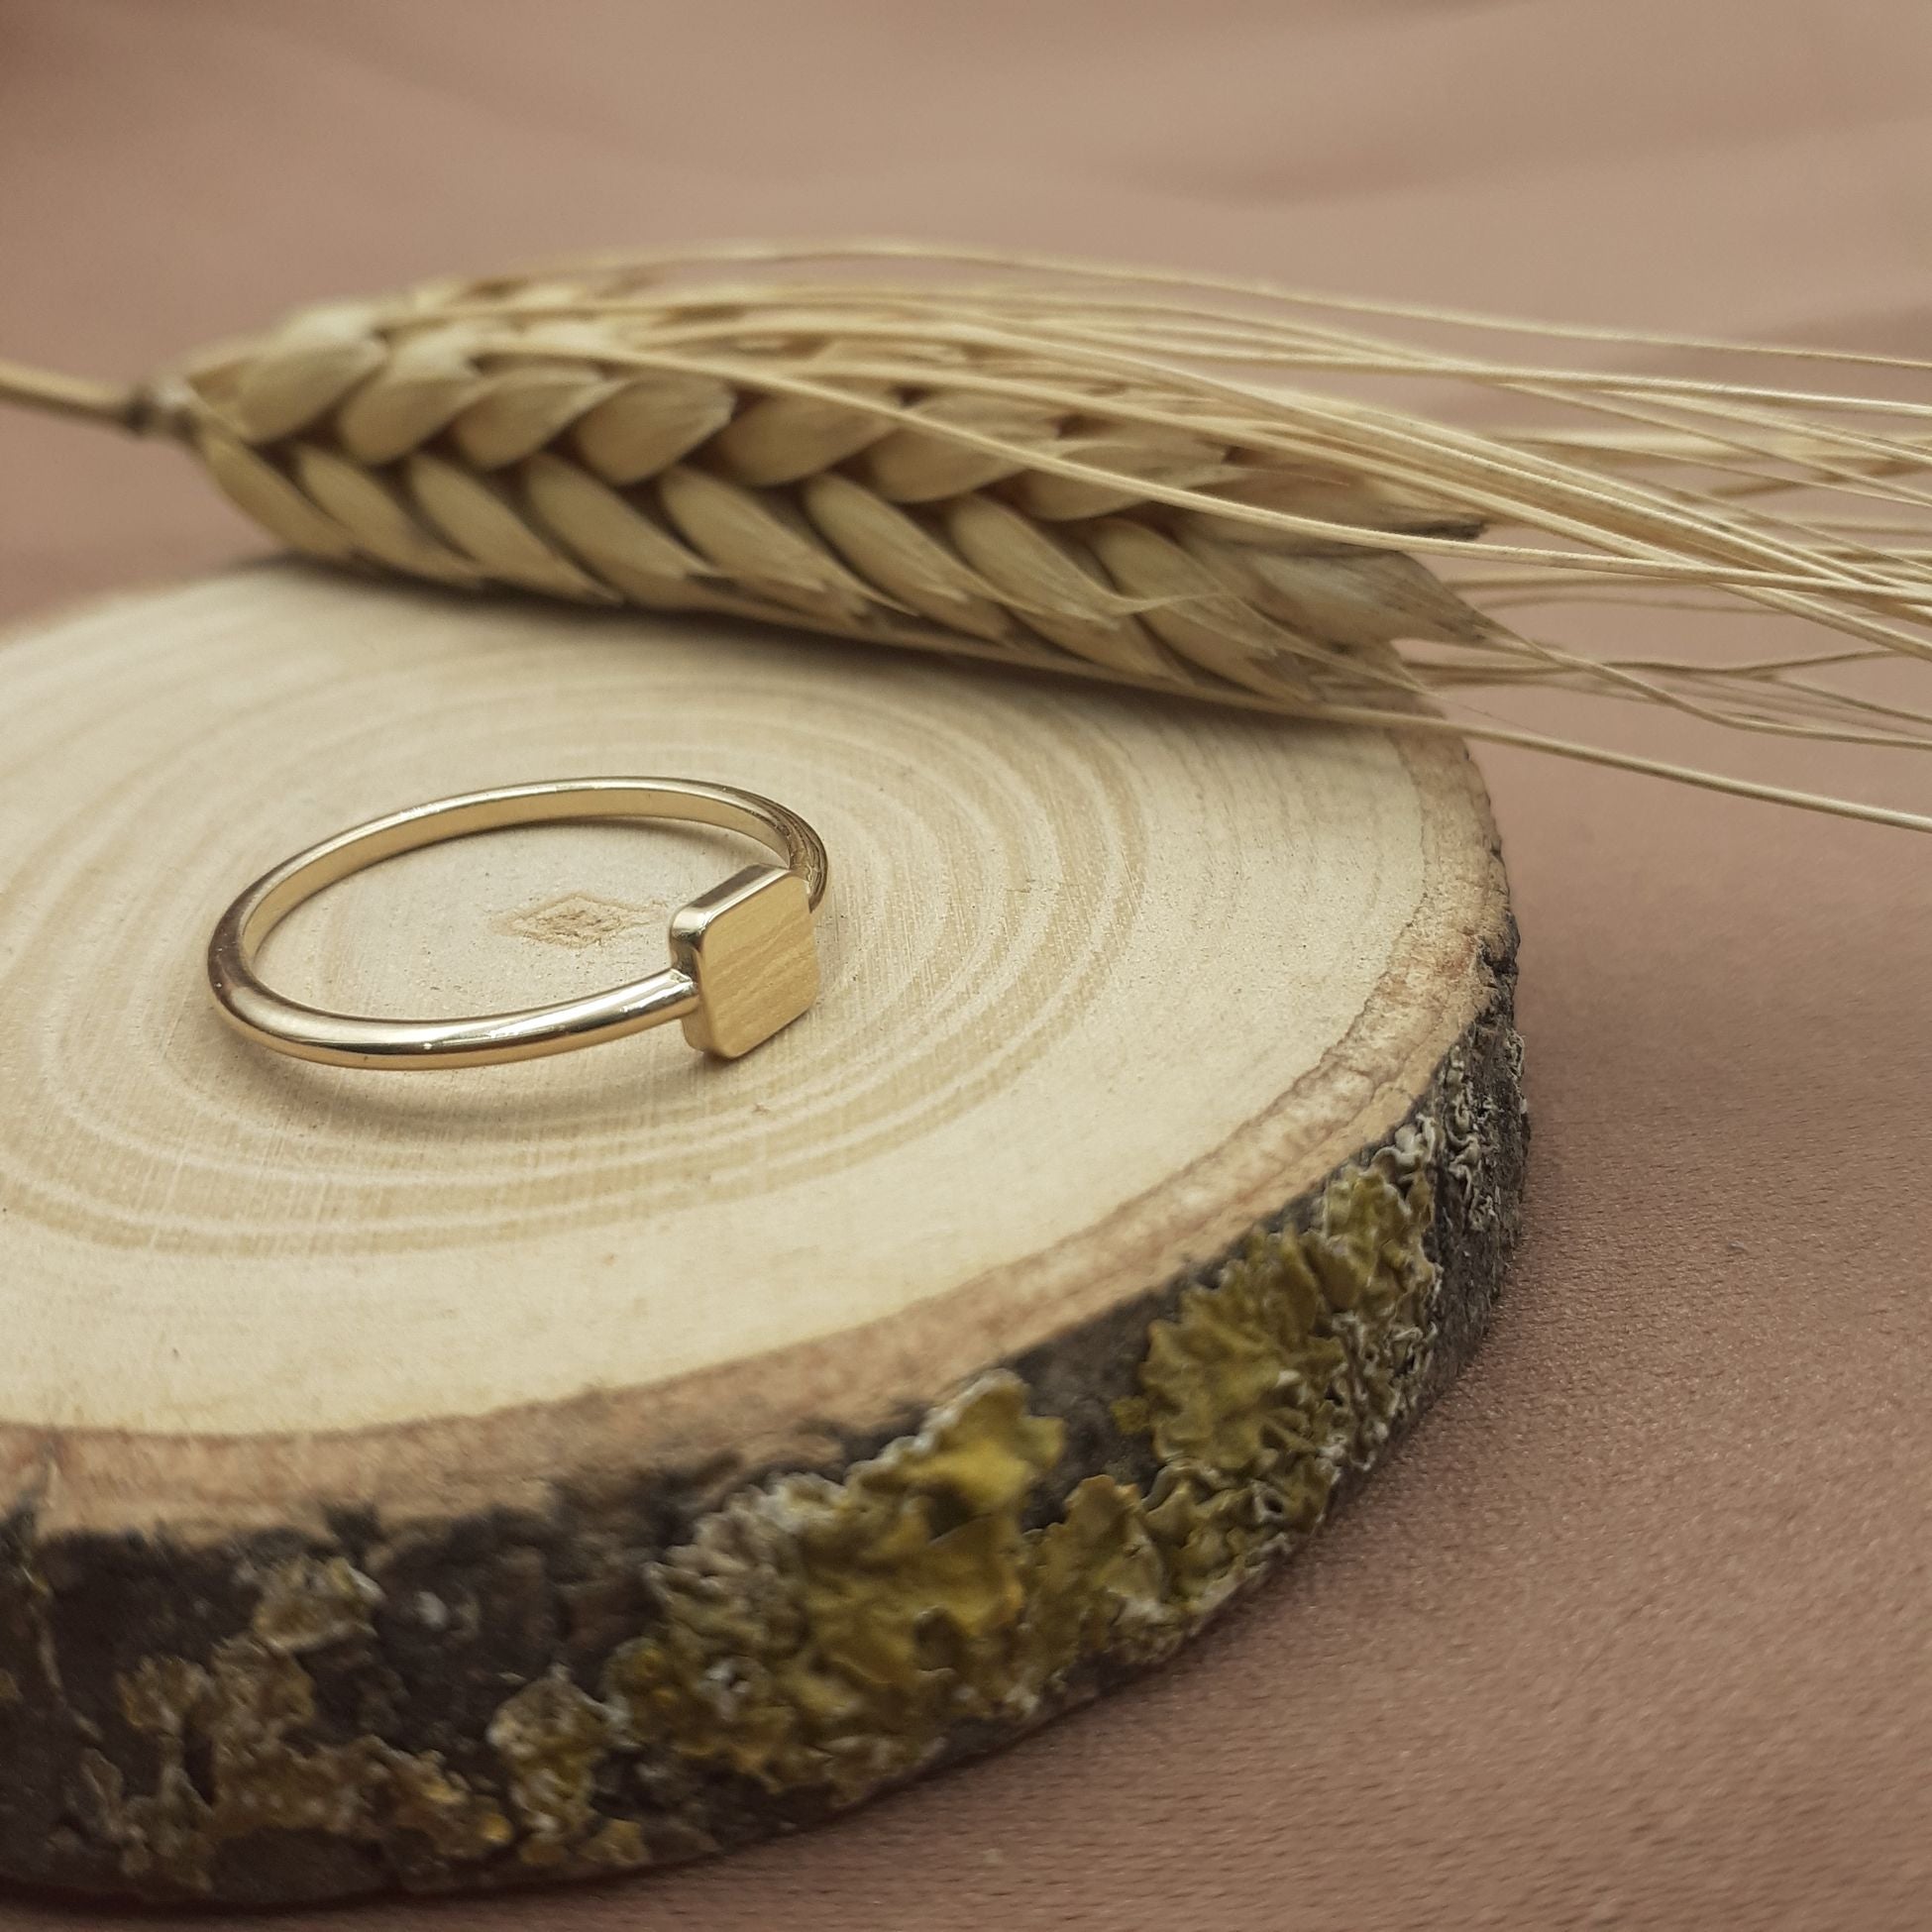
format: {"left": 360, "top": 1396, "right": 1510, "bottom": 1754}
{"left": 6, "top": 244, "right": 1932, "bottom": 830}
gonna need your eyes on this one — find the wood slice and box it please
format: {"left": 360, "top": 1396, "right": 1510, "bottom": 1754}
{"left": 0, "top": 565, "right": 1526, "bottom": 1904}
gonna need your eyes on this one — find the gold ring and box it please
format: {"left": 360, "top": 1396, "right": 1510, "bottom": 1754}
{"left": 207, "top": 778, "right": 828, "bottom": 1068}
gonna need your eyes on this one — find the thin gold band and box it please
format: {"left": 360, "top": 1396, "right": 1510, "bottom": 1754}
{"left": 207, "top": 778, "right": 829, "bottom": 1069}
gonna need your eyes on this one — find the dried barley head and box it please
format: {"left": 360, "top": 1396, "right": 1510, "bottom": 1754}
{"left": 7, "top": 240, "right": 1932, "bottom": 828}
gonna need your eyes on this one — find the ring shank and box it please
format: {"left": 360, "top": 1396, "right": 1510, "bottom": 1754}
{"left": 207, "top": 779, "right": 828, "bottom": 1070}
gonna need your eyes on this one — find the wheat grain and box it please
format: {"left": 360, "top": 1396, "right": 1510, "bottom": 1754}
{"left": 7, "top": 243, "right": 1932, "bottom": 827}
{"left": 160, "top": 291, "right": 1476, "bottom": 720}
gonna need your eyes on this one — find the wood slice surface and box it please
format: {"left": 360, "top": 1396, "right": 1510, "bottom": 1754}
{"left": 0, "top": 565, "right": 1526, "bottom": 1904}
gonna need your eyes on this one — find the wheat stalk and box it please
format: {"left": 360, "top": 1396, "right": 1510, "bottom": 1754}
{"left": 7, "top": 241, "right": 1932, "bottom": 829}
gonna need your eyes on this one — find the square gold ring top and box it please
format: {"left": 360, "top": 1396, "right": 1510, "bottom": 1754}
{"left": 673, "top": 865, "right": 821, "bottom": 1059}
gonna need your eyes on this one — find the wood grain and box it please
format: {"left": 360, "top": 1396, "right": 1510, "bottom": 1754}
{"left": 0, "top": 566, "right": 1524, "bottom": 1901}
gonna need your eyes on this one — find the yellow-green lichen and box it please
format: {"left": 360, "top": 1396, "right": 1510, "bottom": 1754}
{"left": 1023, "top": 1474, "right": 1172, "bottom": 1675}
{"left": 606, "top": 1128, "right": 1441, "bottom": 1807}
{"left": 1124, "top": 1131, "right": 1438, "bottom": 1476}
{"left": 72, "top": 1115, "right": 1462, "bottom": 1888}
{"left": 83, "top": 1558, "right": 512, "bottom": 1891}
{"left": 1114, "top": 1126, "right": 1440, "bottom": 1615}
{"left": 487, "top": 1671, "right": 632, "bottom": 1869}
{"left": 606, "top": 1376, "right": 1067, "bottom": 1798}
{"left": 249, "top": 1554, "right": 382, "bottom": 1655}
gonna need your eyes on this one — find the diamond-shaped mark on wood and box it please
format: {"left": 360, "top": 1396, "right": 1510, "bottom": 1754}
{"left": 501, "top": 892, "right": 655, "bottom": 951}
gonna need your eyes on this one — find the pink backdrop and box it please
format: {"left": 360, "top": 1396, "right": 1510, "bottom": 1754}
{"left": 2, "top": 4, "right": 1929, "bottom": 1926}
